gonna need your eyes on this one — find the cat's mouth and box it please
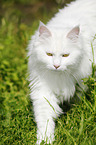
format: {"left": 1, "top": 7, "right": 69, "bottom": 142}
{"left": 51, "top": 65, "right": 67, "bottom": 72}
{"left": 47, "top": 65, "right": 67, "bottom": 72}
{"left": 49, "top": 67, "right": 63, "bottom": 73}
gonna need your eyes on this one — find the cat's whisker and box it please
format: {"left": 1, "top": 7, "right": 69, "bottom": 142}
{"left": 67, "top": 69, "right": 83, "bottom": 89}
{"left": 39, "top": 66, "right": 47, "bottom": 76}
{"left": 29, "top": 77, "right": 39, "bottom": 90}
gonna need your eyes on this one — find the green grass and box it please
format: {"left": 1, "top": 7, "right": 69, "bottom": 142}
{"left": 0, "top": 1, "right": 96, "bottom": 145}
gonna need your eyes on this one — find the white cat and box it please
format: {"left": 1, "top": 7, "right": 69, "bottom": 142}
{"left": 28, "top": 0, "right": 96, "bottom": 144}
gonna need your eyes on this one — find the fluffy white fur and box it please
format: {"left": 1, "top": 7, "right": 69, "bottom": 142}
{"left": 28, "top": 0, "right": 96, "bottom": 144}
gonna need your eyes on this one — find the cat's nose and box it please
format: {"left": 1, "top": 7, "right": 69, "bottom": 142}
{"left": 54, "top": 65, "right": 60, "bottom": 69}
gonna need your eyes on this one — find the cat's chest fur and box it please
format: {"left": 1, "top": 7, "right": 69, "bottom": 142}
{"left": 39, "top": 70, "right": 76, "bottom": 101}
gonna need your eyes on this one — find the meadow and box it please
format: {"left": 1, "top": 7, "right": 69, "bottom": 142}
{"left": 0, "top": 0, "right": 96, "bottom": 144}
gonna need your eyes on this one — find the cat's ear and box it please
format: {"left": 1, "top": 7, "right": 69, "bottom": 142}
{"left": 39, "top": 21, "right": 52, "bottom": 37}
{"left": 67, "top": 26, "right": 80, "bottom": 41}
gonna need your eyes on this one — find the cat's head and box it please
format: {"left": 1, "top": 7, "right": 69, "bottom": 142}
{"left": 34, "top": 22, "right": 83, "bottom": 72}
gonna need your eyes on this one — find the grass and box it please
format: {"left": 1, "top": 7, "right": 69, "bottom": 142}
{"left": 0, "top": 0, "right": 96, "bottom": 145}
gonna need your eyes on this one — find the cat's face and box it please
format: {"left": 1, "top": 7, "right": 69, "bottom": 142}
{"left": 35, "top": 22, "right": 83, "bottom": 72}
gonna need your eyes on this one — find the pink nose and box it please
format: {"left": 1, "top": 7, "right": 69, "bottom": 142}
{"left": 54, "top": 65, "right": 60, "bottom": 69}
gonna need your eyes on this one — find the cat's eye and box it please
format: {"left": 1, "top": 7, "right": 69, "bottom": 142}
{"left": 62, "top": 54, "right": 69, "bottom": 57}
{"left": 46, "top": 53, "right": 53, "bottom": 56}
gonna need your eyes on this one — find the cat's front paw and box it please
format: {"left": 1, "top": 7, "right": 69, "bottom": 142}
{"left": 36, "top": 131, "right": 54, "bottom": 145}
{"left": 36, "top": 139, "right": 51, "bottom": 145}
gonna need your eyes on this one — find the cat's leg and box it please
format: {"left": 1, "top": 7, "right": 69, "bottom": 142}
{"left": 31, "top": 88, "right": 62, "bottom": 144}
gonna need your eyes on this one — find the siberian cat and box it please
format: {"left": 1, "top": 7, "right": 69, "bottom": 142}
{"left": 28, "top": 0, "right": 96, "bottom": 144}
